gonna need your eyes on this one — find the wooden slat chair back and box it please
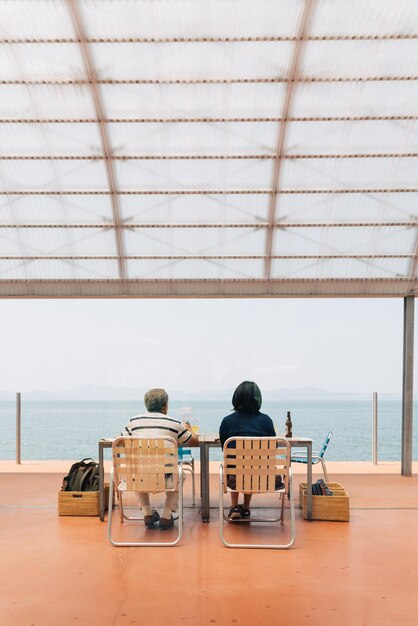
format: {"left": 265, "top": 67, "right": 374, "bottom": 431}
{"left": 219, "top": 436, "right": 295, "bottom": 549}
{"left": 113, "top": 437, "right": 178, "bottom": 494}
{"left": 108, "top": 436, "right": 183, "bottom": 547}
{"left": 223, "top": 437, "right": 289, "bottom": 494}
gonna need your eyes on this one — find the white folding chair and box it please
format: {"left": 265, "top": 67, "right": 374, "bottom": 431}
{"left": 108, "top": 436, "right": 183, "bottom": 547}
{"left": 219, "top": 436, "right": 295, "bottom": 549}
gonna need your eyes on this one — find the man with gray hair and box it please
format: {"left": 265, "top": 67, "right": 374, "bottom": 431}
{"left": 122, "top": 388, "right": 199, "bottom": 530}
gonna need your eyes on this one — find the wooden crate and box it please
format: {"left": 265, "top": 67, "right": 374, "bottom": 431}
{"left": 58, "top": 485, "right": 109, "bottom": 517}
{"left": 299, "top": 482, "right": 349, "bottom": 521}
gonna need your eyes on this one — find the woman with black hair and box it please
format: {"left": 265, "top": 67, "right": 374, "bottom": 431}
{"left": 219, "top": 381, "right": 276, "bottom": 520}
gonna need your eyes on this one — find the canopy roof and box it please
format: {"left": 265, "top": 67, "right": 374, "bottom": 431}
{"left": 0, "top": 0, "right": 417, "bottom": 298}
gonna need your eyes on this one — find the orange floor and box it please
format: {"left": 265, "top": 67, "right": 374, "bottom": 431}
{"left": 1, "top": 467, "right": 418, "bottom": 626}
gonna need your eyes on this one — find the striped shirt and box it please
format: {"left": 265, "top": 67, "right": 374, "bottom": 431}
{"left": 122, "top": 412, "right": 193, "bottom": 446}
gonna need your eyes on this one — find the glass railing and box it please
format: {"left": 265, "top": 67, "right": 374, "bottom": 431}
{"left": 1, "top": 393, "right": 417, "bottom": 462}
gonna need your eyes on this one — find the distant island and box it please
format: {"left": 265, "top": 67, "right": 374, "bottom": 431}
{"left": 0, "top": 385, "right": 404, "bottom": 402}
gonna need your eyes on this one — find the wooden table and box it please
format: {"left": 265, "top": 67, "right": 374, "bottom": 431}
{"left": 99, "top": 434, "right": 313, "bottom": 522}
{"left": 199, "top": 433, "right": 222, "bottom": 522}
{"left": 199, "top": 433, "right": 313, "bottom": 522}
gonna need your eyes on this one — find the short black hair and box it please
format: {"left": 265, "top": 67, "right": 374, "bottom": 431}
{"left": 232, "top": 381, "right": 262, "bottom": 414}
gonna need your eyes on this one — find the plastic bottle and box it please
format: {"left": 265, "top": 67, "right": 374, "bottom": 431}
{"left": 285, "top": 411, "right": 293, "bottom": 438}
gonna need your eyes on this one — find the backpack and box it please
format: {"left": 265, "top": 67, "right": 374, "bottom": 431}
{"left": 62, "top": 458, "right": 99, "bottom": 492}
{"left": 312, "top": 479, "right": 333, "bottom": 496}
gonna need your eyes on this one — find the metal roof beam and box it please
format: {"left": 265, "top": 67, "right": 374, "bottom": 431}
{"left": 0, "top": 278, "right": 415, "bottom": 299}
{"left": 2, "top": 188, "right": 417, "bottom": 196}
{"left": 1, "top": 152, "right": 417, "bottom": 161}
{"left": 0, "top": 254, "right": 414, "bottom": 261}
{"left": 1, "top": 34, "right": 417, "bottom": 44}
{"left": 2, "top": 116, "right": 418, "bottom": 124}
{"left": 2, "top": 76, "right": 418, "bottom": 85}
{"left": 2, "top": 222, "right": 415, "bottom": 229}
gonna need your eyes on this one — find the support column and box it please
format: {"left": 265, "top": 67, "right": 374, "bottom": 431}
{"left": 401, "top": 296, "right": 415, "bottom": 476}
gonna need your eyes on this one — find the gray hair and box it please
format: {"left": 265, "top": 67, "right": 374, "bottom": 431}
{"left": 144, "top": 388, "right": 169, "bottom": 413}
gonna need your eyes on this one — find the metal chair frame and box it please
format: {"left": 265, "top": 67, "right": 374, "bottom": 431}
{"left": 108, "top": 436, "right": 183, "bottom": 547}
{"left": 291, "top": 431, "right": 332, "bottom": 482}
{"left": 219, "top": 436, "right": 295, "bottom": 549}
{"left": 178, "top": 447, "right": 196, "bottom": 506}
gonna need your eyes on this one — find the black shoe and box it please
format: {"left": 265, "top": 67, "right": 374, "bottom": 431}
{"left": 239, "top": 505, "right": 251, "bottom": 518}
{"left": 159, "top": 515, "right": 174, "bottom": 530}
{"left": 228, "top": 506, "right": 241, "bottom": 521}
{"left": 144, "top": 510, "right": 160, "bottom": 528}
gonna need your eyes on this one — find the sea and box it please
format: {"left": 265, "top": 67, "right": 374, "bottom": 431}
{"left": 1, "top": 396, "right": 417, "bottom": 463}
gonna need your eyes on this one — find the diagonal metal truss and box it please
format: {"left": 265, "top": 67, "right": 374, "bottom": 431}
{"left": 264, "top": 0, "right": 315, "bottom": 280}
{"left": 66, "top": 0, "right": 126, "bottom": 281}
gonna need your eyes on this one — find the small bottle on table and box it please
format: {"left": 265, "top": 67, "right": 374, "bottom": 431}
{"left": 285, "top": 411, "right": 292, "bottom": 438}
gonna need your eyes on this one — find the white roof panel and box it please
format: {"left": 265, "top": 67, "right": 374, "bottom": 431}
{"left": 291, "top": 82, "right": 418, "bottom": 117}
{"left": 80, "top": 0, "right": 301, "bottom": 39}
{"left": 0, "top": 123, "right": 102, "bottom": 156}
{"left": 311, "top": 0, "right": 418, "bottom": 36}
{"left": 0, "top": 0, "right": 416, "bottom": 297}
{"left": 101, "top": 83, "right": 287, "bottom": 119}
{"left": 300, "top": 39, "right": 418, "bottom": 77}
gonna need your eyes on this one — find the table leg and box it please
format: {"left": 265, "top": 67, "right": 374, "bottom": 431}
{"left": 307, "top": 442, "right": 313, "bottom": 520}
{"left": 99, "top": 442, "right": 105, "bottom": 522}
{"left": 200, "top": 443, "right": 210, "bottom": 522}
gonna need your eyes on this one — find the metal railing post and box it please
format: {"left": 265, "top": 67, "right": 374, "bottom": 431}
{"left": 372, "top": 392, "right": 378, "bottom": 465}
{"left": 16, "top": 392, "right": 21, "bottom": 464}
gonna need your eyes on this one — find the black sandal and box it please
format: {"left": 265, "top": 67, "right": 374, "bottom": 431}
{"left": 240, "top": 506, "right": 251, "bottom": 518}
{"left": 228, "top": 506, "right": 241, "bottom": 521}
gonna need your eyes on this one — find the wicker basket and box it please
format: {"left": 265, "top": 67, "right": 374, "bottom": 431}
{"left": 58, "top": 485, "right": 109, "bottom": 517}
{"left": 299, "top": 482, "right": 349, "bottom": 522}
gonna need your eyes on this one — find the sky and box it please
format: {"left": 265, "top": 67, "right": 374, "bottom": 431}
{"left": 0, "top": 297, "right": 416, "bottom": 396}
